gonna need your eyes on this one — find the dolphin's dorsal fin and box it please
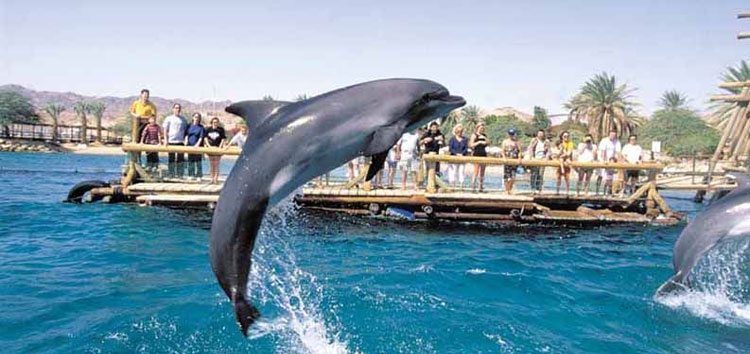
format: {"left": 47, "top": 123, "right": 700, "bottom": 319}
{"left": 225, "top": 100, "right": 290, "bottom": 131}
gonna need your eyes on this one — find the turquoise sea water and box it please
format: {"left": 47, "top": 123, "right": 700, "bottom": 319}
{"left": 2, "top": 152, "right": 750, "bottom": 353}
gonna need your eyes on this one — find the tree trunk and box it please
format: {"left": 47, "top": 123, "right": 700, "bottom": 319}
{"left": 2, "top": 125, "right": 9, "bottom": 138}
{"left": 96, "top": 116, "right": 102, "bottom": 143}
{"left": 80, "top": 114, "right": 87, "bottom": 143}
{"left": 52, "top": 116, "right": 59, "bottom": 141}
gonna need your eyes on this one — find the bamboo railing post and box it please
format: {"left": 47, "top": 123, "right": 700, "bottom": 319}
{"left": 708, "top": 88, "right": 750, "bottom": 179}
{"left": 733, "top": 107, "right": 750, "bottom": 164}
{"left": 426, "top": 156, "right": 437, "bottom": 194}
{"left": 362, "top": 157, "right": 372, "bottom": 191}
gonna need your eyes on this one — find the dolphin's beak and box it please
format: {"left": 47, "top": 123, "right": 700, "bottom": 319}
{"left": 438, "top": 94, "right": 466, "bottom": 110}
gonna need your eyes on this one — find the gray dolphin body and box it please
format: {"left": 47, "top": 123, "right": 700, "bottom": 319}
{"left": 658, "top": 174, "right": 750, "bottom": 294}
{"left": 209, "top": 78, "right": 465, "bottom": 335}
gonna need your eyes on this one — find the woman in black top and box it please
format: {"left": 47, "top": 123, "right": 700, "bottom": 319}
{"left": 204, "top": 117, "right": 226, "bottom": 184}
{"left": 420, "top": 122, "right": 444, "bottom": 176}
{"left": 469, "top": 123, "right": 489, "bottom": 192}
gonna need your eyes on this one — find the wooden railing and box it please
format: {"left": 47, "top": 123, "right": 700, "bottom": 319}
{"left": 421, "top": 153, "right": 663, "bottom": 194}
{"left": 121, "top": 143, "right": 241, "bottom": 155}
{"left": 4, "top": 123, "right": 123, "bottom": 144}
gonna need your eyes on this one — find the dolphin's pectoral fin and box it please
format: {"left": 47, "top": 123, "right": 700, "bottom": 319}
{"left": 366, "top": 151, "right": 389, "bottom": 181}
{"left": 363, "top": 119, "right": 409, "bottom": 156}
{"left": 234, "top": 296, "right": 261, "bottom": 337}
{"left": 225, "top": 100, "right": 291, "bottom": 130}
{"left": 655, "top": 272, "right": 688, "bottom": 296}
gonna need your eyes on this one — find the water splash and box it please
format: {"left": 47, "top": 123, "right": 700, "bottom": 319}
{"left": 247, "top": 201, "right": 355, "bottom": 354}
{"left": 656, "top": 237, "right": 750, "bottom": 326}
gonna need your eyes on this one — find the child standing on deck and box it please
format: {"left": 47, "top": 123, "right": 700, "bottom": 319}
{"left": 139, "top": 116, "right": 162, "bottom": 172}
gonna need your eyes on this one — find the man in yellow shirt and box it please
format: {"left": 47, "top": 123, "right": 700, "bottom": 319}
{"left": 130, "top": 89, "right": 157, "bottom": 164}
{"left": 130, "top": 89, "right": 157, "bottom": 142}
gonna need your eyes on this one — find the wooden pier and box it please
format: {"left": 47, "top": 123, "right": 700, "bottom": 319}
{"left": 83, "top": 143, "right": 701, "bottom": 226}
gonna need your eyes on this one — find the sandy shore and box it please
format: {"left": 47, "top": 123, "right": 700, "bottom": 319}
{"left": 60, "top": 143, "right": 126, "bottom": 155}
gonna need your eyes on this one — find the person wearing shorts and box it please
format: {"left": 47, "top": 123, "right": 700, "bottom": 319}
{"left": 500, "top": 128, "right": 522, "bottom": 194}
{"left": 397, "top": 131, "right": 420, "bottom": 189}
{"left": 469, "top": 123, "right": 489, "bottom": 192}
{"left": 556, "top": 131, "right": 574, "bottom": 195}
{"left": 576, "top": 134, "right": 597, "bottom": 196}
{"left": 385, "top": 146, "right": 398, "bottom": 188}
{"left": 596, "top": 130, "right": 622, "bottom": 194}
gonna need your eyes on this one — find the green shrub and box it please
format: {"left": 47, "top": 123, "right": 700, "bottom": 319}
{"left": 638, "top": 109, "right": 719, "bottom": 156}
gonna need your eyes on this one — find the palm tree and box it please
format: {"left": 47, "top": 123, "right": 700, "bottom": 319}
{"left": 44, "top": 103, "right": 65, "bottom": 141}
{"left": 709, "top": 60, "right": 750, "bottom": 129}
{"left": 659, "top": 90, "right": 689, "bottom": 111}
{"left": 460, "top": 105, "right": 482, "bottom": 134}
{"left": 73, "top": 101, "right": 91, "bottom": 143}
{"left": 565, "top": 72, "right": 641, "bottom": 141}
{"left": 89, "top": 101, "right": 106, "bottom": 142}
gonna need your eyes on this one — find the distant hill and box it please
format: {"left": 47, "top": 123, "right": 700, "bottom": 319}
{"left": 0, "top": 84, "right": 238, "bottom": 127}
{"left": 480, "top": 106, "right": 534, "bottom": 122}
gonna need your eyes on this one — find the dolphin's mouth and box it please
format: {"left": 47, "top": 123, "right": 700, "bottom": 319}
{"left": 431, "top": 89, "right": 466, "bottom": 109}
{"left": 438, "top": 94, "right": 466, "bottom": 108}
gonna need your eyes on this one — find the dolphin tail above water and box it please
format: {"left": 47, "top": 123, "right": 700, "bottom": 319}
{"left": 209, "top": 79, "right": 465, "bottom": 336}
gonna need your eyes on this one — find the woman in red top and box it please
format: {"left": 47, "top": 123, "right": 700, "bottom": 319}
{"left": 140, "top": 116, "right": 162, "bottom": 171}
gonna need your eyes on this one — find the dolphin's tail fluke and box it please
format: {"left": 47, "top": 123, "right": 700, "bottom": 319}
{"left": 234, "top": 297, "right": 261, "bottom": 337}
{"left": 656, "top": 273, "right": 689, "bottom": 296}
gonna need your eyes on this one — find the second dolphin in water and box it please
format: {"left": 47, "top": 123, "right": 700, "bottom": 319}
{"left": 209, "top": 78, "right": 465, "bottom": 335}
{"left": 658, "top": 174, "right": 750, "bottom": 294}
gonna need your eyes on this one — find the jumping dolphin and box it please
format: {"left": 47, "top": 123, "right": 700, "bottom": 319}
{"left": 209, "top": 78, "right": 466, "bottom": 335}
{"left": 657, "top": 174, "right": 750, "bottom": 294}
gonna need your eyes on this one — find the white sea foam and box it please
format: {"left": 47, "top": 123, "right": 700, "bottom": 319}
{"left": 247, "top": 202, "right": 355, "bottom": 354}
{"left": 410, "top": 264, "right": 433, "bottom": 273}
{"left": 467, "top": 268, "right": 487, "bottom": 275}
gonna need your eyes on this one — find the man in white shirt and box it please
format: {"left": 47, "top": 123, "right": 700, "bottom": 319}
{"left": 163, "top": 103, "right": 188, "bottom": 178}
{"left": 621, "top": 134, "right": 643, "bottom": 195}
{"left": 595, "top": 130, "right": 621, "bottom": 195}
{"left": 396, "top": 130, "right": 420, "bottom": 190}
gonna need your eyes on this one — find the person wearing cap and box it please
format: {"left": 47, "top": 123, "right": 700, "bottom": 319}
{"left": 500, "top": 128, "right": 523, "bottom": 194}
{"left": 576, "top": 134, "right": 597, "bottom": 196}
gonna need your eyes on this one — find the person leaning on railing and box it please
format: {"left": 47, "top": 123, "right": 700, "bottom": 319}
{"left": 139, "top": 116, "right": 162, "bottom": 172}
{"left": 185, "top": 113, "right": 207, "bottom": 181}
{"left": 526, "top": 129, "right": 550, "bottom": 194}
{"left": 226, "top": 124, "right": 248, "bottom": 149}
{"left": 204, "top": 117, "right": 227, "bottom": 184}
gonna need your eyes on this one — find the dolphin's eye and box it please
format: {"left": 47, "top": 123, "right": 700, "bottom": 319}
{"left": 420, "top": 94, "right": 431, "bottom": 104}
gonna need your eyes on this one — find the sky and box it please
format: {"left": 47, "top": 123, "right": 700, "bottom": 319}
{"left": 1, "top": 0, "right": 748, "bottom": 116}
